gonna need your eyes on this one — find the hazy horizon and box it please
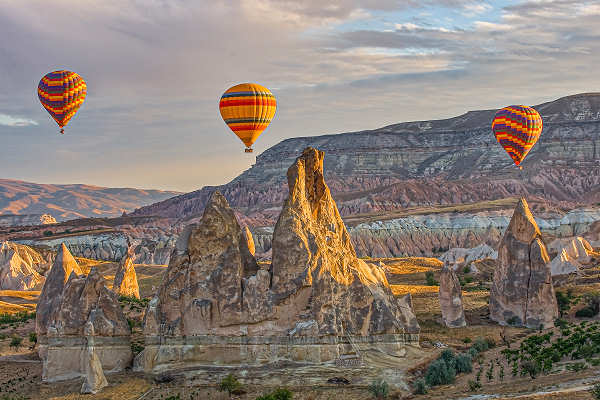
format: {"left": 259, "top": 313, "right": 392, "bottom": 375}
{"left": 1, "top": 0, "right": 599, "bottom": 192}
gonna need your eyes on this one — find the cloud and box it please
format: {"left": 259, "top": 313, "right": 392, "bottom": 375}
{"left": 0, "top": 114, "right": 38, "bottom": 127}
{"left": 0, "top": 0, "right": 598, "bottom": 191}
{"left": 462, "top": 3, "right": 492, "bottom": 17}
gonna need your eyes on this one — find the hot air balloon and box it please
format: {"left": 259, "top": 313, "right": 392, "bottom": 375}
{"left": 492, "top": 105, "right": 543, "bottom": 169}
{"left": 38, "top": 70, "right": 87, "bottom": 134}
{"left": 219, "top": 83, "right": 276, "bottom": 153}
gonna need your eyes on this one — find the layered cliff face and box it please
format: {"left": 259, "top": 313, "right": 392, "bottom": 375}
{"left": 132, "top": 93, "right": 600, "bottom": 224}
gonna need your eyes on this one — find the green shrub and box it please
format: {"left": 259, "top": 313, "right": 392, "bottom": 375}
{"left": 218, "top": 374, "right": 243, "bottom": 396}
{"left": 131, "top": 342, "right": 144, "bottom": 355}
{"left": 463, "top": 337, "right": 472, "bottom": 344}
{"left": 556, "top": 291, "right": 572, "bottom": 317}
{"left": 472, "top": 337, "right": 489, "bottom": 353}
{"left": 468, "top": 380, "right": 481, "bottom": 391}
{"left": 270, "top": 388, "right": 293, "bottom": 400}
{"left": 9, "top": 336, "right": 22, "bottom": 350}
{"left": 521, "top": 360, "right": 540, "bottom": 379}
{"left": 456, "top": 353, "right": 473, "bottom": 373}
{"left": 507, "top": 316, "right": 520, "bottom": 326}
{"left": 43, "top": 230, "right": 53, "bottom": 236}
{"left": 463, "top": 266, "right": 471, "bottom": 274}
{"left": 425, "top": 359, "right": 455, "bottom": 386}
{"left": 367, "top": 379, "right": 389, "bottom": 399}
{"left": 425, "top": 271, "right": 438, "bottom": 286}
{"left": 576, "top": 292, "right": 600, "bottom": 318}
{"left": 413, "top": 379, "right": 427, "bottom": 395}
{"left": 464, "top": 276, "right": 474, "bottom": 284}
{"left": 0, "top": 312, "right": 36, "bottom": 325}
{"left": 590, "top": 383, "right": 600, "bottom": 399}
{"left": 165, "top": 396, "right": 181, "bottom": 400}
{"left": 28, "top": 332, "right": 37, "bottom": 344}
{"left": 468, "top": 347, "right": 479, "bottom": 359}
{"left": 485, "top": 337, "right": 496, "bottom": 348}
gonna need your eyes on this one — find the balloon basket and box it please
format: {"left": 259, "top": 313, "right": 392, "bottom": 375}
{"left": 60, "top": 128, "right": 64, "bottom": 134}
{"left": 245, "top": 148, "right": 253, "bottom": 153}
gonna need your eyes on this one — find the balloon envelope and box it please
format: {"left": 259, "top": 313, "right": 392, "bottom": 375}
{"left": 219, "top": 83, "right": 276, "bottom": 151}
{"left": 38, "top": 70, "right": 87, "bottom": 133}
{"left": 492, "top": 105, "right": 543, "bottom": 167}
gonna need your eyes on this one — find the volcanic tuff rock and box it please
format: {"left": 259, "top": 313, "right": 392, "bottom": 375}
{"left": 144, "top": 191, "right": 259, "bottom": 336}
{"left": 439, "top": 265, "right": 466, "bottom": 328}
{"left": 42, "top": 267, "right": 132, "bottom": 382}
{"left": 489, "top": 198, "right": 559, "bottom": 329}
{"left": 270, "top": 147, "right": 419, "bottom": 335}
{"left": 80, "top": 323, "right": 108, "bottom": 394}
{"left": 244, "top": 226, "right": 256, "bottom": 256}
{"left": 112, "top": 248, "right": 140, "bottom": 299}
{"left": 36, "top": 244, "right": 83, "bottom": 338}
{"left": 0, "top": 241, "right": 46, "bottom": 290}
{"left": 131, "top": 93, "right": 600, "bottom": 227}
{"left": 139, "top": 148, "right": 419, "bottom": 377}
{"left": 440, "top": 244, "right": 497, "bottom": 270}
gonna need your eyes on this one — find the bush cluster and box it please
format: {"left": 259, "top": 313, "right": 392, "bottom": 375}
{"left": 256, "top": 388, "right": 293, "bottom": 400}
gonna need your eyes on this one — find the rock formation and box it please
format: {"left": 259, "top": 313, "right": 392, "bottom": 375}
{"left": 438, "top": 265, "right": 466, "bottom": 328}
{"left": 440, "top": 244, "right": 498, "bottom": 270}
{"left": 36, "top": 244, "right": 83, "bottom": 338}
{"left": 549, "top": 248, "right": 581, "bottom": 277}
{"left": 80, "top": 322, "right": 108, "bottom": 394}
{"left": 489, "top": 198, "right": 559, "bottom": 329}
{"left": 113, "top": 248, "right": 140, "bottom": 299}
{"left": 0, "top": 213, "right": 57, "bottom": 227}
{"left": 270, "top": 147, "right": 419, "bottom": 336}
{"left": 244, "top": 226, "right": 256, "bottom": 256}
{"left": 139, "top": 148, "right": 420, "bottom": 381}
{"left": 36, "top": 244, "right": 131, "bottom": 383}
{"left": 0, "top": 242, "right": 46, "bottom": 290}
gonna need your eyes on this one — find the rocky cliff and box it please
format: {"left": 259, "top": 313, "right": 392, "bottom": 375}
{"left": 132, "top": 93, "right": 600, "bottom": 225}
{"left": 0, "top": 214, "right": 56, "bottom": 227}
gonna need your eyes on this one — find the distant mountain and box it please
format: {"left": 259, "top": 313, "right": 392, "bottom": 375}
{"left": 131, "top": 92, "right": 600, "bottom": 225}
{"left": 0, "top": 179, "right": 181, "bottom": 221}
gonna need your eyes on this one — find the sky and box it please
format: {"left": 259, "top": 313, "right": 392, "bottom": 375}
{"left": 0, "top": 0, "right": 599, "bottom": 192}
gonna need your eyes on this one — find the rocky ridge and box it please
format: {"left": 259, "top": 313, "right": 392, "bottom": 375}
{"left": 132, "top": 93, "right": 600, "bottom": 226}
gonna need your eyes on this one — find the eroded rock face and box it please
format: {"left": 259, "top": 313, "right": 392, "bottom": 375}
{"left": 0, "top": 242, "right": 46, "bottom": 290}
{"left": 439, "top": 265, "right": 466, "bottom": 328}
{"left": 36, "top": 243, "right": 83, "bottom": 337}
{"left": 244, "top": 226, "right": 256, "bottom": 256}
{"left": 140, "top": 148, "right": 420, "bottom": 377}
{"left": 144, "top": 191, "right": 259, "bottom": 336}
{"left": 37, "top": 247, "right": 131, "bottom": 383}
{"left": 271, "top": 147, "right": 419, "bottom": 336}
{"left": 489, "top": 198, "right": 559, "bottom": 329}
{"left": 113, "top": 248, "right": 140, "bottom": 299}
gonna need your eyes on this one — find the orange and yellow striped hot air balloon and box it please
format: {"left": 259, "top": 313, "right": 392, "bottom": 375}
{"left": 219, "top": 83, "right": 276, "bottom": 153}
{"left": 38, "top": 70, "right": 87, "bottom": 134}
{"left": 492, "top": 105, "right": 543, "bottom": 169}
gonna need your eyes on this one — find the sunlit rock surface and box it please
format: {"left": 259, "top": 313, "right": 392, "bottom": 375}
{"left": 139, "top": 148, "right": 420, "bottom": 386}
{"left": 0, "top": 241, "right": 46, "bottom": 290}
{"left": 113, "top": 248, "right": 140, "bottom": 299}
